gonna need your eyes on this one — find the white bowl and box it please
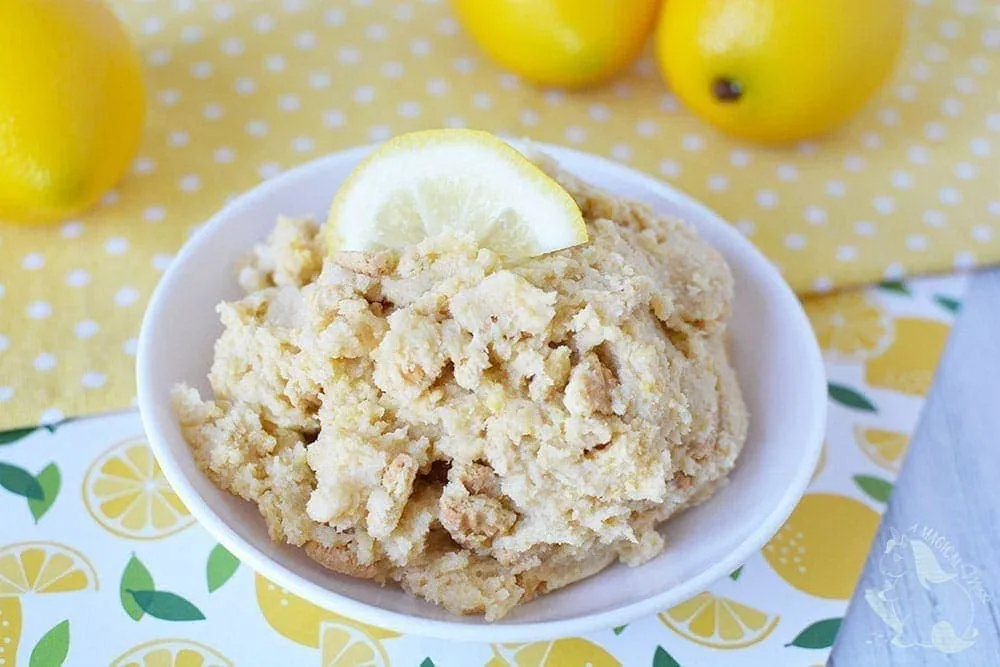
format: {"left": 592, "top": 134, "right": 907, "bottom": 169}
{"left": 137, "top": 142, "right": 826, "bottom": 642}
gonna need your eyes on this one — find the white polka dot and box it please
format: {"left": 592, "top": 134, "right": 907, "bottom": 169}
{"left": 81, "top": 372, "right": 106, "bottom": 389}
{"left": 213, "top": 2, "right": 235, "bottom": 20}
{"left": 924, "top": 210, "right": 948, "bottom": 227}
{"left": 147, "top": 48, "right": 171, "bottom": 67}
{"left": 981, "top": 28, "right": 1000, "bottom": 49}
{"left": 75, "top": 320, "right": 99, "bottom": 339}
{"left": 543, "top": 90, "right": 564, "bottom": 106}
{"left": 0, "top": 284, "right": 4, "bottom": 299}
{"left": 0, "top": 387, "right": 13, "bottom": 403}
{"left": 519, "top": 109, "right": 539, "bottom": 126}
{"left": 115, "top": 287, "right": 139, "bottom": 307}
{"left": 843, "top": 154, "right": 866, "bottom": 172}
{"left": 325, "top": 8, "right": 346, "bottom": 25}
{"left": 985, "top": 113, "right": 1000, "bottom": 134}
{"left": 635, "top": 120, "right": 657, "bottom": 137}
{"left": 426, "top": 78, "right": 449, "bottom": 96}
{"left": 180, "top": 25, "right": 204, "bottom": 43}
{"left": 292, "top": 136, "right": 315, "bottom": 152}
{"left": 891, "top": 170, "right": 914, "bottom": 190}
{"left": 337, "top": 47, "right": 361, "bottom": 65}
{"left": 587, "top": 104, "right": 611, "bottom": 122}
{"left": 168, "top": 131, "right": 190, "bottom": 147}
{"left": 873, "top": 196, "right": 895, "bottom": 214}
{"left": 253, "top": 14, "right": 276, "bottom": 34}
{"left": 682, "top": 134, "right": 704, "bottom": 152}
{"left": 785, "top": 234, "right": 806, "bottom": 250}
{"left": 295, "top": 31, "right": 317, "bottom": 50}
{"left": 941, "top": 97, "right": 964, "bottom": 118}
{"left": 907, "top": 234, "right": 928, "bottom": 251}
{"left": 796, "top": 141, "right": 819, "bottom": 157}
{"left": 246, "top": 120, "right": 269, "bottom": 137}
{"left": 707, "top": 175, "right": 729, "bottom": 192}
{"left": 443, "top": 116, "right": 467, "bottom": 129}
{"left": 152, "top": 254, "right": 173, "bottom": 271}
{"left": 436, "top": 16, "right": 458, "bottom": 35}
{"left": 105, "top": 237, "right": 129, "bottom": 255}
{"left": 21, "top": 253, "right": 44, "bottom": 270}
{"left": 27, "top": 301, "right": 52, "bottom": 319}
{"left": 826, "top": 181, "right": 847, "bottom": 198}
{"left": 353, "top": 86, "right": 375, "bottom": 104}
{"left": 836, "top": 245, "right": 858, "bottom": 262}
{"left": 365, "top": 24, "right": 388, "bottom": 41}
{"left": 612, "top": 82, "right": 632, "bottom": 99}
{"left": 323, "top": 110, "right": 345, "bottom": 128}
{"left": 369, "top": 125, "right": 392, "bottom": 141}
{"left": 611, "top": 144, "right": 632, "bottom": 161}
{"left": 397, "top": 101, "right": 421, "bottom": 119}
{"left": 123, "top": 338, "right": 139, "bottom": 356}
{"left": 879, "top": 108, "right": 900, "bottom": 127}
{"left": 924, "top": 122, "right": 948, "bottom": 141}
{"left": 908, "top": 145, "right": 930, "bottom": 164}
{"left": 133, "top": 157, "right": 156, "bottom": 175}
{"left": 939, "top": 20, "right": 961, "bottom": 39}
{"left": 265, "top": 54, "right": 287, "bottom": 72}
{"left": 565, "top": 126, "right": 587, "bottom": 143}
{"left": 954, "top": 162, "right": 978, "bottom": 180}
{"left": 174, "top": 0, "right": 195, "bottom": 14}
{"left": 659, "top": 160, "right": 681, "bottom": 178}
{"left": 472, "top": 92, "right": 493, "bottom": 110}
{"left": 203, "top": 103, "right": 224, "bottom": 120}
{"left": 854, "top": 221, "right": 876, "bottom": 236}
{"left": 66, "top": 269, "right": 91, "bottom": 287}
{"left": 654, "top": 95, "right": 678, "bottom": 114}
{"left": 954, "top": 251, "right": 975, "bottom": 270}
{"left": 141, "top": 16, "right": 163, "bottom": 35}
{"left": 179, "top": 175, "right": 202, "bottom": 192}
{"left": 805, "top": 206, "right": 828, "bottom": 225}
{"left": 972, "top": 225, "right": 994, "bottom": 242}
{"left": 101, "top": 189, "right": 119, "bottom": 207}
{"left": 410, "top": 39, "right": 431, "bottom": 56}
{"left": 910, "top": 62, "right": 932, "bottom": 81}
{"left": 278, "top": 94, "right": 301, "bottom": 111}
{"left": 381, "top": 61, "right": 404, "bottom": 79}
{"left": 729, "top": 150, "right": 751, "bottom": 168}
{"left": 939, "top": 187, "right": 962, "bottom": 205}
{"left": 309, "top": 71, "right": 332, "bottom": 89}
{"left": 734, "top": 220, "right": 755, "bottom": 237}
{"left": 0, "top": 334, "right": 8, "bottom": 352}
{"left": 970, "top": 137, "right": 991, "bottom": 156}
{"left": 989, "top": 201, "right": 1000, "bottom": 217}
{"left": 812, "top": 277, "right": 833, "bottom": 293}
{"left": 157, "top": 89, "right": 181, "bottom": 107}
{"left": 776, "top": 165, "right": 798, "bottom": 181}
{"left": 39, "top": 408, "right": 63, "bottom": 425}
{"left": 755, "top": 190, "right": 779, "bottom": 209}
{"left": 34, "top": 353, "right": 56, "bottom": 371}
{"left": 259, "top": 163, "right": 282, "bottom": 180}
{"left": 60, "top": 221, "right": 83, "bottom": 238}
{"left": 861, "top": 132, "right": 883, "bottom": 150}
{"left": 896, "top": 84, "right": 917, "bottom": 101}
{"left": 190, "top": 61, "right": 213, "bottom": 79}
{"left": 883, "top": 262, "right": 904, "bottom": 280}
{"left": 924, "top": 43, "right": 949, "bottom": 62}
{"left": 213, "top": 147, "right": 236, "bottom": 164}
{"left": 143, "top": 205, "right": 166, "bottom": 223}
{"left": 282, "top": 0, "right": 306, "bottom": 12}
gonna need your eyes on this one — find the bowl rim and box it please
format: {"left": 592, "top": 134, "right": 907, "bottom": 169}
{"left": 137, "top": 140, "right": 826, "bottom": 642}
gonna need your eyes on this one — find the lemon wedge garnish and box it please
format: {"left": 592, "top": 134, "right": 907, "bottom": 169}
{"left": 325, "top": 129, "right": 588, "bottom": 262}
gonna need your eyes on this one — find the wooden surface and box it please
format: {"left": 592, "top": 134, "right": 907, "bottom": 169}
{"left": 831, "top": 270, "right": 1000, "bottom": 666}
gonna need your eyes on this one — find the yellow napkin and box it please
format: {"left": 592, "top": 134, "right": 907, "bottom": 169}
{"left": 0, "top": 0, "right": 996, "bottom": 428}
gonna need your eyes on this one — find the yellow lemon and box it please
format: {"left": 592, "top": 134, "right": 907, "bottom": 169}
{"left": 255, "top": 574, "right": 398, "bottom": 649}
{"left": 491, "top": 639, "right": 620, "bottom": 667}
{"left": 0, "top": 0, "right": 145, "bottom": 224}
{"left": 0, "top": 597, "right": 21, "bottom": 667}
{"left": 865, "top": 318, "right": 950, "bottom": 396}
{"left": 659, "top": 591, "right": 779, "bottom": 649}
{"left": 110, "top": 639, "right": 233, "bottom": 667}
{"left": 763, "top": 494, "right": 880, "bottom": 599}
{"left": 83, "top": 438, "right": 194, "bottom": 540}
{"left": 451, "top": 0, "right": 661, "bottom": 88}
{"left": 803, "top": 292, "right": 893, "bottom": 362}
{"left": 320, "top": 621, "right": 389, "bottom": 667}
{"left": 655, "top": 0, "right": 908, "bottom": 142}
{"left": 854, "top": 427, "right": 909, "bottom": 473}
{"left": 0, "top": 541, "right": 98, "bottom": 596}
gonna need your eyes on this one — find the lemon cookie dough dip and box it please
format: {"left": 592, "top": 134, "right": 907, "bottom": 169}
{"left": 173, "top": 131, "right": 748, "bottom": 620}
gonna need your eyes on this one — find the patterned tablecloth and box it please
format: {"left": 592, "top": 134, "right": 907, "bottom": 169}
{"left": 0, "top": 274, "right": 965, "bottom": 666}
{"left": 0, "top": 0, "right": 998, "bottom": 429}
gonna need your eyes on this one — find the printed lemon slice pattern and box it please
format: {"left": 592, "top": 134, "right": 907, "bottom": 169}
{"left": 659, "top": 592, "right": 779, "bottom": 649}
{"left": 83, "top": 437, "right": 194, "bottom": 540}
{"left": 763, "top": 493, "right": 880, "bottom": 599}
{"left": 320, "top": 621, "right": 389, "bottom": 667}
{"left": 803, "top": 292, "right": 892, "bottom": 362}
{"left": 110, "top": 638, "right": 233, "bottom": 667}
{"left": 854, "top": 427, "right": 909, "bottom": 472}
{"left": 490, "top": 639, "right": 620, "bottom": 666}
{"left": 865, "top": 318, "right": 950, "bottom": 396}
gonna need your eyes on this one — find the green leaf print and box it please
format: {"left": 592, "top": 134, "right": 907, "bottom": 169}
{"left": 652, "top": 645, "right": 681, "bottom": 667}
{"left": 0, "top": 427, "right": 36, "bottom": 445}
{"left": 828, "top": 383, "right": 877, "bottom": 413}
{"left": 612, "top": 624, "right": 628, "bottom": 635}
{"left": 729, "top": 566, "right": 743, "bottom": 581}
{"left": 127, "top": 590, "right": 205, "bottom": 621}
{"left": 120, "top": 555, "right": 155, "bottom": 621}
{"left": 0, "top": 462, "right": 44, "bottom": 500}
{"left": 419, "top": 659, "right": 435, "bottom": 667}
{"left": 206, "top": 544, "right": 240, "bottom": 593}
{"left": 786, "top": 617, "right": 842, "bottom": 649}
{"left": 28, "top": 619, "right": 69, "bottom": 667}
{"left": 28, "top": 464, "right": 60, "bottom": 522}
{"left": 878, "top": 280, "right": 910, "bottom": 296}
{"left": 854, "top": 475, "right": 894, "bottom": 503}
{"left": 934, "top": 295, "right": 962, "bottom": 314}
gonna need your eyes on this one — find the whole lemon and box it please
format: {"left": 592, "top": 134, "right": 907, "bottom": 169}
{"left": 0, "top": 0, "right": 145, "bottom": 224}
{"left": 452, "top": 0, "right": 662, "bottom": 89}
{"left": 656, "top": 0, "right": 908, "bottom": 143}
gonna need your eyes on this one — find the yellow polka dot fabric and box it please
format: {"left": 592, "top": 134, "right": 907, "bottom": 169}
{"left": 0, "top": 0, "right": 997, "bottom": 428}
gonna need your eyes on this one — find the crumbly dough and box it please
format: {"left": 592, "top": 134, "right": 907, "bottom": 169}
{"left": 173, "top": 152, "right": 748, "bottom": 620}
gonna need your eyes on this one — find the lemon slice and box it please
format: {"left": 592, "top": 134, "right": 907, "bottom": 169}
{"left": 490, "top": 639, "right": 620, "bottom": 667}
{"left": 854, "top": 426, "right": 908, "bottom": 472}
{"left": 83, "top": 437, "right": 194, "bottom": 540}
{"left": 320, "top": 621, "right": 389, "bottom": 667}
{"left": 659, "top": 591, "right": 779, "bottom": 649}
{"left": 325, "top": 129, "right": 588, "bottom": 261}
{"left": 0, "top": 541, "right": 98, "bottom": 596}
{"left": 0, "top": 597, "right": 21, "bottom": 667}
{"left": 110, "top": 638, "right": 233, "bottom": 667}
